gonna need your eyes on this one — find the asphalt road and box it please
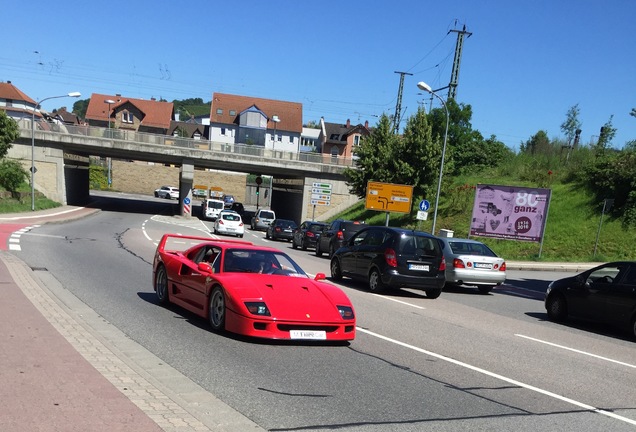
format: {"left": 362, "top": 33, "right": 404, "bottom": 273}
{"left": 12, "top": 192, "right": 636, "bottom": 431}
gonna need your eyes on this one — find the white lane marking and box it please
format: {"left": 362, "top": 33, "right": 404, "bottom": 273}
{"left": 371, "top": 293, "right": 426, "bottom": 309}
{"left": 356, "top": 327, "right": 636, "bottom": 426}
{"left": 9, "top": 244, "right": 21, "bottom": 251}
{"left": 0, "top": 207, "right": 86, "bottom": 220}
{"left": 516, "top": 334, "right": 636, "bottom": 369}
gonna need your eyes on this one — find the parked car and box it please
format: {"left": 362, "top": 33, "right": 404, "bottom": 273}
{"left": 223, "top": 195, "right": 235, "bottom": 208}
{"left": 153, "top": 234, "right": 355, "bottom": 341}
{"left": 437, "top": 237, "right": 506, "bottom": 294}
{"left": 201, "top": 198, "right": 225, "bottom": 221}
{"left": 330, "top": 226, "right": 446, "bottom": 298}
{"left": 545, "top": 261, "right": 636, "bottom": 339}
{"left": 292, "top": 221, "right": 328, "bottom": 250}
{"left": 250, "top": 209, "right": 276, "bottom": 231}
{"left": 154, "top": 185, "right": 179, "bottom": 200}
{"left": 315, "top": 219, "right": 366, "bottom": 258}
{"left": 213, "top": 210, "right": 244, "bottom": 238}
{"left": 266, "top": 219, "right": 298, "bottom": 242}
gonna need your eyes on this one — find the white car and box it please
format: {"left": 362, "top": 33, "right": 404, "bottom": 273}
{"left": 154, "top": 186, "right": 179, "bottom": 200}
{"left": 213, "top": 210, "right": 244, "bottom": 238}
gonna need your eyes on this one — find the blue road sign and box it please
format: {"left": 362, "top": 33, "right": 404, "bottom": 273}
{"left": 419, "top": 199, "right": 430, "bottom": 211}
{"left": 184, "top": 197, "right": 191, "bottom": 205}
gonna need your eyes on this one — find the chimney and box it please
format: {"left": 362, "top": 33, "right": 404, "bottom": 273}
{"left": 346, "top": 118, "right": 350, "bottom": 127}
{"left": 365, "top": 120, "right": 369, "bottom": 128}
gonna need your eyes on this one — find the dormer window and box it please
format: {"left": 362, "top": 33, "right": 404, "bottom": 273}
{"left": 330, "top": 133, "right": 339, "bottom": 140}
{"left": 122, "top": 111, "right": 133, "bottom": 123}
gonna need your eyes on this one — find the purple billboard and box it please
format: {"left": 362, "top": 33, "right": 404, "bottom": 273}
{"left": 470, "top": 184, "right": 551, "bottom": 242}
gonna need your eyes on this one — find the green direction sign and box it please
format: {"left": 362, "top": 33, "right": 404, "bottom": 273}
{"left": 312, "top": 182, "right": 332, "bottom": 190}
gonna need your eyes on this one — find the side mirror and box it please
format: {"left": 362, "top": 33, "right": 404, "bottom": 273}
{"left": 198, "top": 262, "right": 213, "bottom": 273}
{"left": 314, "top": 273, "right": 326, "bottom": 281}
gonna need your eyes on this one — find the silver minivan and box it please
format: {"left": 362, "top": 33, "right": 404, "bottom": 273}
{"left": 250, "top": 209, "right": 276, "bottom": 231}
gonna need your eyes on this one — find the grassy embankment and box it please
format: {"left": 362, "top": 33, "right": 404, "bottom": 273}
{"left": 331, "top": 175, "right": 635, "bottom": 263}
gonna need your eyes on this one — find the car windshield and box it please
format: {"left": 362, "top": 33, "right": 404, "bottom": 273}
{"left": 448, "top": 241, "right": 496, "bottom": 257}
{"left": 277, "top": 220, "right": 297, "bottom": 229}
{"left": 223, "top": 249, "right": 307, "bottom": 276}
{"left": 260, "top": 211, "right": 275, "bottom": 219}
{"left": 309, "top": 224, "right": 324, "bottom": 233}
{"left": 210, "top": 201, "right": 224, "bottom": 209}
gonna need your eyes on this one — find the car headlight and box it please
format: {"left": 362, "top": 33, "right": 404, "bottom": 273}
{"left": 244, "top": 302, "right": 271, "bottom": 316}
{"left": 337, "top": 305, "right": 355, "bottom": 320}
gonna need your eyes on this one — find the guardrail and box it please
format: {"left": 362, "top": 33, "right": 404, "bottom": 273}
{"left": 20, "top": 122, "right": 356, "bottom": 167}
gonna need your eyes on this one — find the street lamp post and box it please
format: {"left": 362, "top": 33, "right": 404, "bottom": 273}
{"left": 271, "top": 115, "right": 280, "bottom": 152}
{"left": 104, "top": 99, "right": 115, "bottom": 187}
{"left": 31, "top": 91, "right": 81, "bottom": 211}
{"left": 417, "top": 81, "right": 449, "bottom": 236}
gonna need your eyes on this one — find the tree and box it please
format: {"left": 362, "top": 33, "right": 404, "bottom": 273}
{"left": 595, "top": 115, "right": 617, "bottom": 154}
{"left": 0, "top": 159, "right": 28, "bottom": 198}
{"left": 0, "top": 110, "right": 20, "bottom": 159}
{"left": 520, "top": 130, "right": 552, "bottom": 155}
{"left": 304, "top": 120, "right": 320, "bottom": 129}
{"left": 344, "top": 114, "right": 399, "bottom": 198}
{"left": 72, "top": 98, "right": 90, "bottom": 120}
{"left": 560, "top": 104, "right": 582, "bottom": 147}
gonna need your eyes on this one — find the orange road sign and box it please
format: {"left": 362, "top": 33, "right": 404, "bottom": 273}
{"left": 365, "top": 181, "right": 413, "bottom": 214}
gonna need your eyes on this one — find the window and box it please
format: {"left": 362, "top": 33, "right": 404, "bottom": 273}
{"left": 277, "top": 134, "right": 282, "bottom": 142}
{"left": 354, "top": 135, "right": 360, "bottom": 146}
{"left": 221, "top": 127, "right": 226, "bottom": 136}
{"left": 216, "top": 108, "right": 223, "bottom": 115}
{"left": 229, "top": 110, "right": 236, "bottom": 116}
{"left": 122, "top": 111, "right": 133, "bottom": 123}
{"left": 331, "top": 148, "right": 339, "bottom": 158}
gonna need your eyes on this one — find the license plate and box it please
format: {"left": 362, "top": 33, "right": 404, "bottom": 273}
{"left": 408, "top": 264, "right": 429, "bottom": 271}
{"left": 227, "top": 228, "right": 235, "bottom": 231}
{"left": 290, "top": 330, "right": 326, "bottom": 340}
{"left": 474, "top": 263, "right": 492, "bottom": 269}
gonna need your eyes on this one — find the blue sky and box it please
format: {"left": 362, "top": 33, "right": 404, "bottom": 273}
{"left": 3, "top": 0, "right": 634, "bottom": 150}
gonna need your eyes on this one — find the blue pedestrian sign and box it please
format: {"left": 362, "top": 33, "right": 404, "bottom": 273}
{"left": 419, "top": 199, "right": 430, "bottom": 212}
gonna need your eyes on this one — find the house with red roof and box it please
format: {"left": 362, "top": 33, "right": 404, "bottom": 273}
{"left": 319, "top": 118, "right": 371, "bottom": 160}
{"left": 209, "top": 93, "right": 302, "bottom": 152}
{"left": 0, "top": 81, "right": 39, "bottom": 127}
{"left": 84, "top": 93, "right": 174, "bottom": 134}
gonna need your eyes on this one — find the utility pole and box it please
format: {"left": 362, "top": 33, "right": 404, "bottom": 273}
{"left": 392, "top": 71, "right": 412, "bottom": 134}
{"left": 447, "top": 25, "right": 472, "bottom": 100}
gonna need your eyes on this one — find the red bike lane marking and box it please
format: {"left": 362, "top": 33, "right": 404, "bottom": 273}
{"left": 0, "top": 224, "right": 30, "bottom": 251}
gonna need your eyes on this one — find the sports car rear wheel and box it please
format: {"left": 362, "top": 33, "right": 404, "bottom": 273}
{"left": 155, "top": 265, "right": 169, "bottom": 305}
{"left": 209, "top": 286, "right": 226, "bottom": 331}
{"left": 330, "top": 258, "right": 342, "bottom": 280}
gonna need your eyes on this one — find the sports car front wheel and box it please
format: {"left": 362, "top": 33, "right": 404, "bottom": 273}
{"left": 155, "top": 265, "right": 169, "bottom": 305}
{"left": 209, "top": 286, "right": 226, "bottom": 331}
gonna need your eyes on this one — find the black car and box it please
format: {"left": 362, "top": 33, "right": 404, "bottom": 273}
{"left": 315, "top": 219, "right": 366, "bottom": 258}
{"left": 330, "top": 226, "right": 446, "bottom": 298}
{"left": 266, "top": 219, "right": 298, "bottom": 242}
{"left": 292, "top": 221, "right": 327, "bottom": 250}
{"left": 229, "top": 202, "right": 245, "bottom": 215}
{"left": 545, "top": 261, "right": 636, "bottom": 338}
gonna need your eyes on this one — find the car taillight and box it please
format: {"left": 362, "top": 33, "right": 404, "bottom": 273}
{"left": 384, "top": 248, "right": 397, "bottom": 267}
{"left": 439, "top": 256, "right": 446, "bottom": 271}
{"left": 453, "top": 258, "right": 465, "bottom": 268}
{"left": 336, "top": 230, "right": 344, "bottom": 240}
{"left": 306, "top": 232, "right": 315, "bottom": 238}
{"left": 218, "top": 220, "right": 224, "bottom": 225}
{"left": 275, "top": 227, "right": 281, "bottom": 232}
{"left": 499, "top": 262, "right": 506, "bottom": 271}
{"left": 239, "top": 222, "right": 244, "bottom": 227}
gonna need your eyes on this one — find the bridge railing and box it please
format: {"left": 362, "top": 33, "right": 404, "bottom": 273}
{"left": 22, "top": 122, "right": 357, "bottom": 167}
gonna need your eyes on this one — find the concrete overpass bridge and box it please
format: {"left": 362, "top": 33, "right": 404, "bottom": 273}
{"left": 9, "top": 124, "right": 358, "bottom": 222}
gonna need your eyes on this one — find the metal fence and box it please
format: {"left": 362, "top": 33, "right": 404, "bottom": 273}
{"left": 22, "top": 122, "right": 356, "bottom": 167}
